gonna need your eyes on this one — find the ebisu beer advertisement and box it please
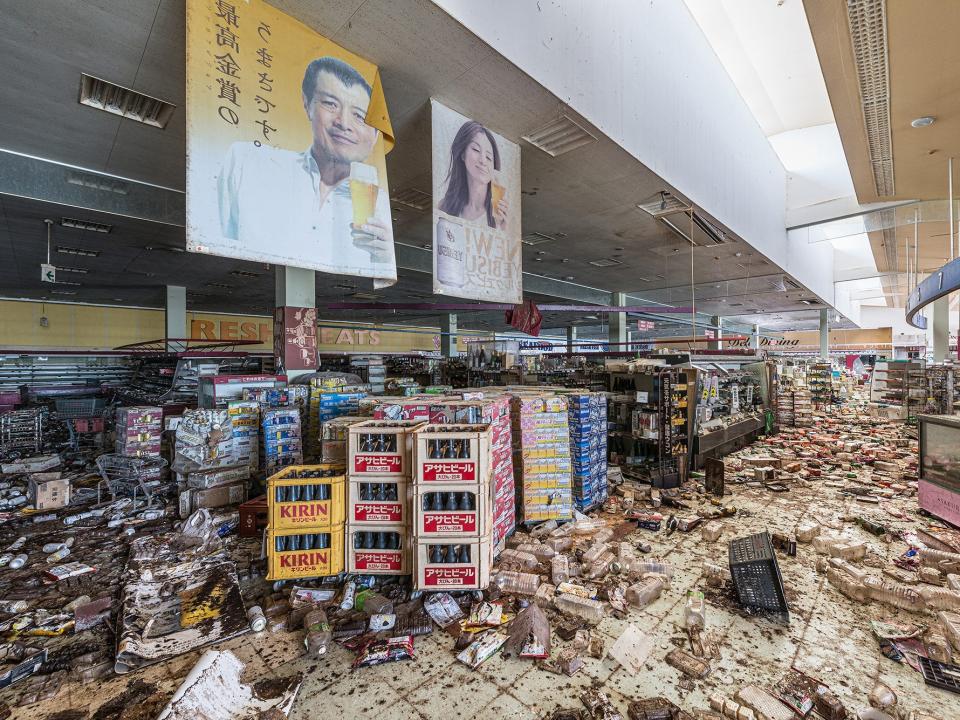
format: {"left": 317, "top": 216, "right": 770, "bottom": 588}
{"left": 431, "top": 100, "right": 522, "bottom": 303}
{"left": 186, "top": 0, "right": 397, "bottom": 287}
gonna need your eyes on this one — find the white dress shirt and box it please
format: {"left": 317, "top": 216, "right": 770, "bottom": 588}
{"left": 217, "top": 142, "right": 396, "bottom": 281}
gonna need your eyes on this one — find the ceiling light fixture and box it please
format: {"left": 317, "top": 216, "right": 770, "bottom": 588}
{"left": 911, "top": 116, "right": 935, "bottom": 128}
{"left": 79, "top": 73, "right": 176, "bottom": 128}
{"left": 57, "top": 246, "right": 99, "bottom": 258}
{"left": 61, "top": 217, "right": 112, "bottom": 233}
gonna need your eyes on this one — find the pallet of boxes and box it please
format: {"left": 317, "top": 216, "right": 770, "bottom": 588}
{"left": 411, "top": 423, "right": 494, "bottom": 591}
{"left": 346, "top": 420, "right": 423, "bottom": 576}
{"left": 265, "top": 463, "right": 345, "bottom": 581}
{"left": 513, "top": 393, "right": 574, "bottom": 524}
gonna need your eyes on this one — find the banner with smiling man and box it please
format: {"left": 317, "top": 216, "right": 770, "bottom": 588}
{"left": 186, "top": 0, "right": 397, "bottom": 288}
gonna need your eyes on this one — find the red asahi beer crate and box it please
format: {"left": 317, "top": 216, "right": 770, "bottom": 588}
{"left": 348, "top": 420, "right": 424, "bottom": 478}
{"left": 413, "top": 483, "right": 490, "bottom": 538}
{"left": 413, "top": 536, "right": 492, "bottom": 590}
{"left": 346, "top": 524, "right": 411, "bottom": 575}
{"left": 413, "top": 424, "right": 492, "bottom": 484}
{"left": 348, "top": 479, "right": 408, "bottom": 525}
{"left": 267, "top": 464, "right": 345, "bottom": 532}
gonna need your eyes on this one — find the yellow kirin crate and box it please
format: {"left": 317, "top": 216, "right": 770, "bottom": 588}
{"left": 267, "top": 464, "right": 345, "bottom": 531}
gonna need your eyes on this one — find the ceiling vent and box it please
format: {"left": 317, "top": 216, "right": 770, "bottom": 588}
{"left": 691, "top": 213, "right": 727, "bottom": 245}
{"left": 845, "top": 0, "right": 894, "bottom": 196}
{"left": 351, "top": 292, "right": 380, "bottom": 301}
{"left": 782, "top": 277, "right": 801, "bottom": 290}
{"left": 522, "top": 114, "right": 598, "bottom": 157}
{"left": 637, "top": 191, "right": 691, "bottom": 218}
{"left": 79, "top": 74, "right": 176, "bottom": 129}
{"left": 50, "top": 290, "right": 77, "bottom": 296}
{"left": 56, "top": 266, "right": 88, "bottom": 275}
{"left": 334, "top": 283, "right": 358, "bottom": 291}
{"left": 61, "top": 217, "right": 112, "bottom": 233}
{"left": 204, "top": 282, "right": 233, "bottom": 290}
{"left": 66, "top": 170, "right": 128, "bottom": 195}
{"left": 390, "top": 188, "right": 431, "bottom": 211}
{"left": 588, "top": 258, "right": 623, "bottom": 268}
{"left": 522, "top": 232, "right": 557, "bottom": 247}
{"left": 56, "top": 246, "right": 100, "bottom": 258}
{"left": 229, "top": 270, "right": 260, "bottom": 279}
{"left": 52, "top": 280, "right": 81, "bottom": 287}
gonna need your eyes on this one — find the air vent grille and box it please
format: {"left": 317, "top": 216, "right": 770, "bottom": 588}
{"left": 522, "top": 114, "right": 598, "bottom": 157}
{"left": 391, "top": 188, "right": 431, "bottom": 211}
{"left": 637, "top": 192, "right": 691, "bottom": 218}
{"left": 56, "top": 246, "right": 100, "bottom": 258}
{"left": 352, "top": 292, "right": 380, "bottom": 301}
{"left": 229, "top": 270, "right": 260, "bottom": 279}
{"left": 79, "top": 74, "right": 175, "bottom": 129}
{"left": 846, "top": 0, "right": 894, "bottom": 196}
{"left": 588, "top": 258, "right": 623, "bottom": 268}
{"left": 204, "top": 282, "right": 234, "bottom": 290}
{"left": 61, "top": 217, "right": 112, "bottom": 233}
{"left": 56, "top": 266, "right": 88, "bottom": 275}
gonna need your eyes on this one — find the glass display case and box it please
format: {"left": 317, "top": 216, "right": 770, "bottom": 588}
{"left": 918, "top": 414, "right": 960, "bottom": 526}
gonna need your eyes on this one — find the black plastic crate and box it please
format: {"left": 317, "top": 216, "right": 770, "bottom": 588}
{"left": 728, "top": 531, "right": 789, "bottom": 624}
{"left": 919, "top": 655, "right": 960, "bottom": 694}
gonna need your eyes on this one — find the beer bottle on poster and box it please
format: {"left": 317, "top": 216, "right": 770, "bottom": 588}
{"left": 436, "top": 217, "right": 466, "bottom": 288}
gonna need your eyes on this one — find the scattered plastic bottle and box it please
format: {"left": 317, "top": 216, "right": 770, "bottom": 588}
{"left": 46, "top": 546, "right": 71, "bottom": 563}
{"left": 554, "top": 593, "right": 605, "bottom": 622}
{"left": 530, "top": 519, "right": 558, "bottom": 539}
{"left": 582, "top": 543, "right": 608, "bottom": 564}
{"left": 42, "top": 538, "right": 74, "bottom": 554}
{"left": 552, "top": 555, "right": 570, "bottom": 585}
{"left": 545, "top": 536, "right": 574, "bottom": 553}
{"left": 683, "top": 590, "right": 706, "bottom": 630}
{"left": 5, "top": 537, "right": 26, "bottom": 552}
{"left": 826, "top": 568, "right": 869, "bottom": 602}
{"left": 863, "top": 578, "right": 924, "bottom": 611}
{"left": 340, "top": 581, "right": 356, "bottom": 611}
{"left": 517, "top": 543, "right": 555, "bottom": 563}
{"left": 585, "top": 550, "right": 615, "bottom": 579}
{"left": 303, "top": 607, "right": 331, "bottom": 657}
{"left": 918, "top": 586, "right": 960, "bottom": 611}
{"left": 247, "top": 605, "right": 267, "bottom": 633}
{"left": 592, "top": 527, "right": 614, "bottom": 544}
{"left": 702, "top": 562, "right": 730, "bottom": 587}
{"left": 622, "top": 558, "right": 674, "bottom": 577}
{"left": 493, "top": 570, "right": 540, "bottom": 595}
{"left": 827, "top": 557, "right": 868, "bottom": 583}
{"left": 498, "top": 549, "right": 538, "bottom": 569}
{"left": 9, "top": 554, "right": 28, "bottom": 570}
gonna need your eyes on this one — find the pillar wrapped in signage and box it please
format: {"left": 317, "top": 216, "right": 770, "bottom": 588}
{"left": 274, "top": 307, "right": 318, "bottom": 374}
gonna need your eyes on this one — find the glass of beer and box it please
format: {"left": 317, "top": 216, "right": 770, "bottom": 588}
{"left": 490, "top": 169, "right": 506, "bottom": 213}
{"left": 350, "top": 162, "right": 379, "bottom": 227}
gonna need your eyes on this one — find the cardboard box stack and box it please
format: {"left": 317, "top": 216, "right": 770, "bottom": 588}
{"left": 174, "top": 409, "right": 246, "bottom": 516}
{"left": 346, "top": 420, "right": 422, "bottom": 576}
{"left": 566, "top": 392, "right": 608, "bottom": 511}
{"left": 265, "top": 463, "right": 345, "bottom": 581}
{"left": 313, "top": 389, "right": 367, "bottom": 459}
{"left": 115, "top": 406, "right": 162, "bottom": 458}
{"left": 411, "top": 423, "right": 494, "bottom": 590}
{"left": 227, "top": 400, "right": 259, "bottom": 472}
{"left": 513, "top": 394, "right": 573, "bottom": 523}
{"left": 320, "top": 415, "right": 367, "bottom": 462}
{"left": 262, "top": 407, "right": 302, "bottom": 473}
{"left": 28, "top": 472, "right": 71, "bottom": 510}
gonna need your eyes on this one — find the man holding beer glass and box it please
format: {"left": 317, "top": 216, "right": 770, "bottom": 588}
{"left": 218, "top": 56, "right": 393, "bottom": 271}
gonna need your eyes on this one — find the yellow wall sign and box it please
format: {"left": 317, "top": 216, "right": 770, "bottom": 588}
{"left": 186, "top": 0, "right": 398, "bottom": 285}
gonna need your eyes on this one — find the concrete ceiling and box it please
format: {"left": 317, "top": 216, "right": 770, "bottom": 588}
{"left": 0, "top": 0, "right": 828, "bottom": 336}
{"left": 806, "top": 0, "right": 960, "bottom": 202}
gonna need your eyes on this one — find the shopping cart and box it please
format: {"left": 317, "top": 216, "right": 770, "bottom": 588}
{"left": 94, "top": 453, "right": 169, "bottom": 509}
{"left": 54, "top": 398, "right": 107, "bottom": 451}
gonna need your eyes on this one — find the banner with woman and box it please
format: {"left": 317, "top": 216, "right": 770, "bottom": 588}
{"left": 431, "top": 100, "right": 522, "bottom": 303}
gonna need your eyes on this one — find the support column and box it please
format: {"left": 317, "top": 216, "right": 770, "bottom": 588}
{"left": 566, "top": 326, "right": 577, "bottom": 354}
{"left": 627, "top": 330, "right": 634, "bottom": 352}
{"left": 274, "top": 266, "right": 317, "bottom": 379}
{"left": 609, "top": 292, "right": 627, "bottom": 349}
{"left": 440, "top": 314, "right": 457, "bottom": 358}
{"left": 819, "top": 309, "right": 829, "bottom": 360}
{"left": 708, "top": 315, "right": 722, "bottom": 351}
{"left": 750, "top": 324, "right": 760, "bottom": 350}
{"left": 933, "top": 296, "right": 949, "bottom": 362}
{"left": 165, "top": 285, "right": 186, "bottom": 352}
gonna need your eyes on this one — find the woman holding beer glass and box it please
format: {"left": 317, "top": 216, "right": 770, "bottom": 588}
{"left": 438, "top": 121, "right": 509, "bottom": 231}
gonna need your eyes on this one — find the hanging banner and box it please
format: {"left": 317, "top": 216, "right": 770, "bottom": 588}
{"left": 186, "top": 0, "right": 397, "bottom": 287}
{"left": 431, "top": 100, "right": 522, "bottom": 303}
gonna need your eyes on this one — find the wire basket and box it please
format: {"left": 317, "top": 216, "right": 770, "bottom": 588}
{"left": 728, "top": 531, "right": 789, "bottom": 624}
{"left": 54, "top": 398, "right": 106, "bottom": 419}
{"left": 95, "top": 453, "right": 168, "bottom": 508}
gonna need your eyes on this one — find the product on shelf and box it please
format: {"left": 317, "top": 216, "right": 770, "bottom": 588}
{"left": 512, "top": 393, "right": 573, "bottom": 523}
{"left": 261, "top": 407, "right": 303, "bottom": 472}
{"left": 564, "top": 391, "right": 608, "bottom": 512}
{"left": 227, "top": 400, "right": 260, "bottom": 472}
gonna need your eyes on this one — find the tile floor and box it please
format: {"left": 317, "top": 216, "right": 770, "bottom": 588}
{"left": 15, "top": 471, "right": 956, "bottom": 719}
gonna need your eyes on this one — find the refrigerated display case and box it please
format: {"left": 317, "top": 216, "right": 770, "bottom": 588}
{"left": 918, "top": 414, "right": 960, "bottom": 526}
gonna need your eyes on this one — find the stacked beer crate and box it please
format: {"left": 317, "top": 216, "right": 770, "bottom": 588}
{"left": 227, "top": 400, "right": 259, "bottom": 472}
{"left": 426, "top": 396, "right": 515, "bottom": 553}
{"left": 265, "top": 463, "right": 345, "bottom": 581}
{"left": 513, "top": 394, "right": 573, "bottom": 523}
{"left": 567, "top": 392, "right": 608, "bottom": 511}
{"left": 115, "top": 406, "right": 162, "bottom": 458}
{"left": 305, "top": 377, "right": 367, "bottom": 460}
{"left": 261, "top": 407, "right": 302, "bottom": 473}
{"left": 346, "top": 420, "right": 423, "bottom": 576}
{"left": 411, "top": 423, "right": 494, "bottom": 591}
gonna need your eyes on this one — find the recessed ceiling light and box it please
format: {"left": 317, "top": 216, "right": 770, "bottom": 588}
{"left": 911, "top": 116, "right": 936, "bottom": 128}
{"left": 56, "top": 266, "right": 89, "bottom": 275}
{"left": 79, "top": 73, "right": 176, "bottom": 128}
{"left": 734, "top": 252, "right": 743, "bottom": 257}
{"left": 57, "top": 246, "right": 99, "bottom": 257}
{"left": 61, "top": 217, "right": 112, "bottom": 233}
{"left": 563, "top": 276, "right": 575, "bottom": 281}
{"left": 112, "top": 298, "right": 124, "bottom": 302}
{"left": 50, "top": 290, "right": 77, "bottom": 296}
{"left": 229, "top": 270, "right": 260, "bottom": 279}
{"left": 534, "top": 257, "right": 543, "bottom": 262}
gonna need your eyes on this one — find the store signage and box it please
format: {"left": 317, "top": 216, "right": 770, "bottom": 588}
{"left": 191, "top": 319, "right": 271, "bottom": 342}
{"left": 637, "top": 320, "right": 654, "bottom": 331}
{"left": 431, "top": 100, "right": 522, "bottom": 303}
{"left": 354, "top": 551, "right": 402, "bottom": 571}
{"left": 186, "top": 0, "right": 397, "bottom": 287}
{"left": 353, "top": 455, "right": 402, "bottom": 473}
{"left": 727, "top": 338, "right": 799, "bottom": 348}
{"left": 422, "top": 512, "right": 477, "bottom": 534}
{"left": 353, "top": 502, "right": 402, "bottom": 523}
{"left": 274, "top": 306, "right": 317, "bottom": 371}
{"left": 423, "top": 565, "right": 476, "bottom": 587}
{"left": 421, "top": 461, "right": 476, "bottom": 482}
{"left": 40, "top": 264, "right": 56, "bottom": 283}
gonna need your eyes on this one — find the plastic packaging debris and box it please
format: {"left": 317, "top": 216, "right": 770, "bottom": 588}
{"left": 369, "top": 614, "right": 396, "bottom": 631}
{"left": 665, "top": 648, "right": 710, "bottom": 678}
{"left": 701, "top": 521, "right": 723, "bottom": 542}
{"left": 867, "top": 683, "right": 896, "bottom": 710}
{"left": 703, "top": 562, "right": 731, "bottom": 587}
{"left": 353, "top": 635, "right": 415, "bottom": 668}
{"left": 581, "top": 689, "right": 623, "bottom": 720}
{"left": 502, "top": 603, "right": 551, "bottom": 659}
{"left": 423, "top": 593, "right": 464, "bottom": 628}
{"left": 608, "top": 623, "right": 653, "bottom": 675}
{"left": 552, "top": 555, "right": 570, "bottom": 585}
{"left": 456, "top": 631, "right": 506, "bottom": 669}
{"left": 303, "top": 607, "right": 331, "bottom": 657}
{"left": 498, "top": 549, "right": 539, "bottom": 569}
{"left": 621, "top": 558, "right": 674, "bottom": 577}
{"left": 627, "top": 697, "right": 693, "bottom": 720}
{"left": 625, "top": 576, "right": 664, "bottom": 608}
{"left": 709, "top": 693, "right": 756, "bottom": 720}
{"left": 735, "top": 685, "right": 794, "bottom": 720}
{"left": 354, "top": 589, "right": 393, "bottom": 615}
